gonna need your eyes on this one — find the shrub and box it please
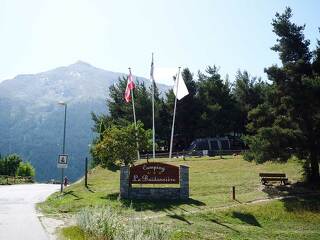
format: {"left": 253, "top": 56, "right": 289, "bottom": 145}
{"left": 0, "top": 154, "right": 22, "bottom": 176}
{"left": 16, "top": 162, "right": 35, "bottom": 177}
{"left": 76, "top": 206, "right": 169, "bottom": 240}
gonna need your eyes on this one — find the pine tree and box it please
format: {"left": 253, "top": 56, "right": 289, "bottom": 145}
{"left": 245, "top": 7, "right": 320, "bottom": 182}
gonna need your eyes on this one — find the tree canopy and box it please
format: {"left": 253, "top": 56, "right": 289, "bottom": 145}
{"left": 244, "top": 7, "right": 320, "bottom": 181}
{"left": 91, "top": 7, "right": 320, "bottom": 182}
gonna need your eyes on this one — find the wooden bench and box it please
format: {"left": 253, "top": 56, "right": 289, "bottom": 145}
{"left": 259, "top": 173, "right": 289, "bottom": 185}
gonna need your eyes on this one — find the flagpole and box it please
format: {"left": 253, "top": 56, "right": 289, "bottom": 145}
{"left": 129, "top": 68, "right": 140, "bottom": 161}
{"left": 169, "top": 67, "right": 181, "bottom": 159}
{"left": 151, "top": 53, "right": 156, "bottom": 160}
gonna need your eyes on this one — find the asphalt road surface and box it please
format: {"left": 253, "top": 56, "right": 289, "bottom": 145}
{"left": 0, "top": 184, "right": 60, "bottom": 240}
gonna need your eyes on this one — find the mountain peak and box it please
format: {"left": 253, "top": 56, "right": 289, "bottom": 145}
{"left": 69, "top": 60, "right": 94, "bottom": 69}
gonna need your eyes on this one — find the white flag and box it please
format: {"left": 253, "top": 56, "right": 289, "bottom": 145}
{"left": 173, "top": 70, "right": 189, "bottom": 100}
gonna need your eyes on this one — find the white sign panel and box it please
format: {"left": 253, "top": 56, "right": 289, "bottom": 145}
{"left": 57, "top": 154, "right": 68, "bottom": 168}
{"left": 202, "top": 150, "right": 208, "bottom": 156}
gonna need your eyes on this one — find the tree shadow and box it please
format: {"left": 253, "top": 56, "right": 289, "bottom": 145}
{"left": 201, "top": 215, "right": 239, "bottom": 233}
{"left": 167, "top": 213, "right": 192, "bottom": 225}
{"left": 262, "top": 181, "right": 320, "bottom": 212}
{"left": 62, "top": 190, "right": 83, "bottom": 200}
{"left": 101, "top": 192, "right": 206, "bottom": 213}
{"left": 101, "top": 192, "right": 119, "bottom": 200}
{"left": 210, "top": 218, "right": 239, "bottom": 232}
{"left": 232, "top": 212, "right": 261, "bottom": 227}
{"left": 85, "top": 184, "right": 95, "bottom": 193}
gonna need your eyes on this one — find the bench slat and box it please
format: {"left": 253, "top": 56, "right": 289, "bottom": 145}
{"left": 261, "top": 177, "right": 288, "bottom": 181}
{"left": 259, "top": 173, "right": 286, "bottom": 177}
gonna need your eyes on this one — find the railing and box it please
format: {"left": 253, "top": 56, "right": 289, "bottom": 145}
{"left": 0, "top": 175, "right": 34, "bottom": 185}
{"left": 140, "top": 149, "right": 246, "bottom": 160}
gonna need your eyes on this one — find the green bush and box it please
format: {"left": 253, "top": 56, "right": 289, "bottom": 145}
{"left": 16, "top": 162, "right": 35, "bottom": 177}
{"left": 0, "top": 154, "right": 22, "bottom": 176}
{"left": 92, "top": 121, "right": 152, "bottom": 169}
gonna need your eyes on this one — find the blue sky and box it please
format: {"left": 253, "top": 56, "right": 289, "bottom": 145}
{"left": 0, "top": 0, "right": 319, "bottom": 85}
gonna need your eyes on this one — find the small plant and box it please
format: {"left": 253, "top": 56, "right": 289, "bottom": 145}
{"left": 76, "top": 206, "right": 170, "bottom": 240}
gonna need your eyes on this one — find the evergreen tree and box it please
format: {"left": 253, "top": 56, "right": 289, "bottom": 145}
{"left": 196, "top": 66, "right": 237, "bottom": 137}
{"left": 232, "top": 70, "right": 269, "bottom": 134}
{"left": 245, "top": 7, "right": 320, "bottom": 182}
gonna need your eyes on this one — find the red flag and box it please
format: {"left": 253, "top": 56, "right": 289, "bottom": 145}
{"left": 124, "top": 70, "right": 135, "bottom": 102}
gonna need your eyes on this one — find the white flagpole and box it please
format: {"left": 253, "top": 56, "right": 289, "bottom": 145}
{"left": 129, "top": 68, "right": 140, "bottom": 161}
{"left": 151, "top": 53, "right": 156, "bottom": 159}
{"left": 169, "top": 67, "right": 181, "bottom": 159}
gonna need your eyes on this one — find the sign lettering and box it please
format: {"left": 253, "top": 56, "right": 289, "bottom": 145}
{"left": 129, "top": 162, "right": 179, "bottom": 184}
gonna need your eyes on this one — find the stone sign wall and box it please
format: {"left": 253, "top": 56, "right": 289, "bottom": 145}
{"left": 120, "top": 163, "right": 189, "bottom": 200}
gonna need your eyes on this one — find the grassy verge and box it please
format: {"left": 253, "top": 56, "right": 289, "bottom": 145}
{"left": 59, "top": 226, "right": 86, "bottom": 240}
{"left": 59, "top": 197, "right": 320, "bottom": 240}
{"left": 39, "top": 155, "right": 320, "bottom": 239}
{"left": 159, "top": 196, "right": 320, "bottom": 240}
{"left": 38, "top": 155, "right": 303, "bottom": 216}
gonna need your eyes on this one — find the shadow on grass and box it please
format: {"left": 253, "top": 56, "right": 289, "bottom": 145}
{"left": 62, "top": 190, "right": 83, "bottom": 200}
{"left": 198, "top": 214, "right": 239, "bottom": 232}
{"left": 262, "top": 182, "right": 320, "bottom": 212}
{"left": 101, "top": 192, "right": 205, "bottom": 212}
{"left": 85, "top": 184, "right": 95, "bottom": 193}
{"left": 232, "top": 212, "right": 261, "bottom": 227}
{"left": 167, "top": 213, "right": 192, "bottom": 225}
{"left": 209, "top": 217, "right": 239, "bottom": 232}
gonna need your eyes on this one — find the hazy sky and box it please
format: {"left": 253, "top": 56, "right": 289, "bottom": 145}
{"left": 1, "top": 0, "right": 319, "bottom": 84}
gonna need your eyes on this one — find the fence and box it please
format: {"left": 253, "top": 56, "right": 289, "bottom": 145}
{"left": 140, "top": 149, "right": 246, "bottom": 160}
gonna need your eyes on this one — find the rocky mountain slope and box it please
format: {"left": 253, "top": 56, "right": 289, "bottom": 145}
{"left": 0, "top": 61, "right": 170, "bottom": 181}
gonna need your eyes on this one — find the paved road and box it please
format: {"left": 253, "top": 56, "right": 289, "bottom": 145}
{"left": 0, "top": 184, "right": 60, "bottom": 240}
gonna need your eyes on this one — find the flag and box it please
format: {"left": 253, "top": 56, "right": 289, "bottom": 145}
{"left": 124, "top": 70, "right": 135, "bottom": 102}
{"left": 173, "top": 70, "right": 189, "bottom": 100}
{"left": 150, "top": 55, "right": 154, "bottom": 81}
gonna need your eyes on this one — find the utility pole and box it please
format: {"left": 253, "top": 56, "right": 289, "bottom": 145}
{"left": 58, "top": 102, "right": 67, "bottom": 193}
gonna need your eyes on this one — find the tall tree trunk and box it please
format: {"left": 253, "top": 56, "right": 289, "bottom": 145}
{"left": 310, "top": 150, "right": 319, "bottom": 182}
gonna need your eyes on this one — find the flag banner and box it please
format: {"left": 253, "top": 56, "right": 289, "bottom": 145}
{"left": 124, "top": 71, "right": 135, "bottom": 102}
{"left": 173, "top": 70, "right": 189, "bottom": 100}
{"left": 150, "top": 55, "right": 154, "bottom": 82}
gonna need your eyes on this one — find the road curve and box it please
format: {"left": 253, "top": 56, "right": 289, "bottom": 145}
{"left": 0, "top": 184, "right": 60, "bottom": 240}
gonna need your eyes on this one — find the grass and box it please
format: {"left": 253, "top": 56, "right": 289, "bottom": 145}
{"left": 59, "top": 226, "right": 86, "bottom": 240}
{"left": 38, "top": 155, "right": 303, "bottom": 216}
{"left": 39, "top": 155, "right": 320, "bottom": 239}
{"left": 59, "top": 197, "right": 320, "bottom": 240}
{"left": 158, "top": 196, "right": 320, "bottom": 240}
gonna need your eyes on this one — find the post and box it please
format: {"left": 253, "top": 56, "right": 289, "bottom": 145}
{"left": 85, "top": 157, "right": 88, "bottom": 187}
{"left": 129, "top": 68, "right": 140, "bottom": 161}
{"left": 151, "top": 53, "right": 156, "bottom": 159}
{"left": 232, "top": 186, "right": 236, "bottom": 200}
{"left": 169, "top": 67, "right": 181, "bottom": 159}
{"left": 180, "top": 165, "right": 189, "bottom": 200}
{"left": 120, "top": 166, "right": 130, "bottom": 199}
{"left": 60, "top": 103, "right": 67, "bottom": 193}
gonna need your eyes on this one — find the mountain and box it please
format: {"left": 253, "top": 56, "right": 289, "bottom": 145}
{"left": 0, "top": 61, "right": 171, "bottom": 181}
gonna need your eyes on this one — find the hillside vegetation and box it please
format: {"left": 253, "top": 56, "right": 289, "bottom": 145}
{"left": 39, "top": 155, "right": 303, "bottom": 215}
